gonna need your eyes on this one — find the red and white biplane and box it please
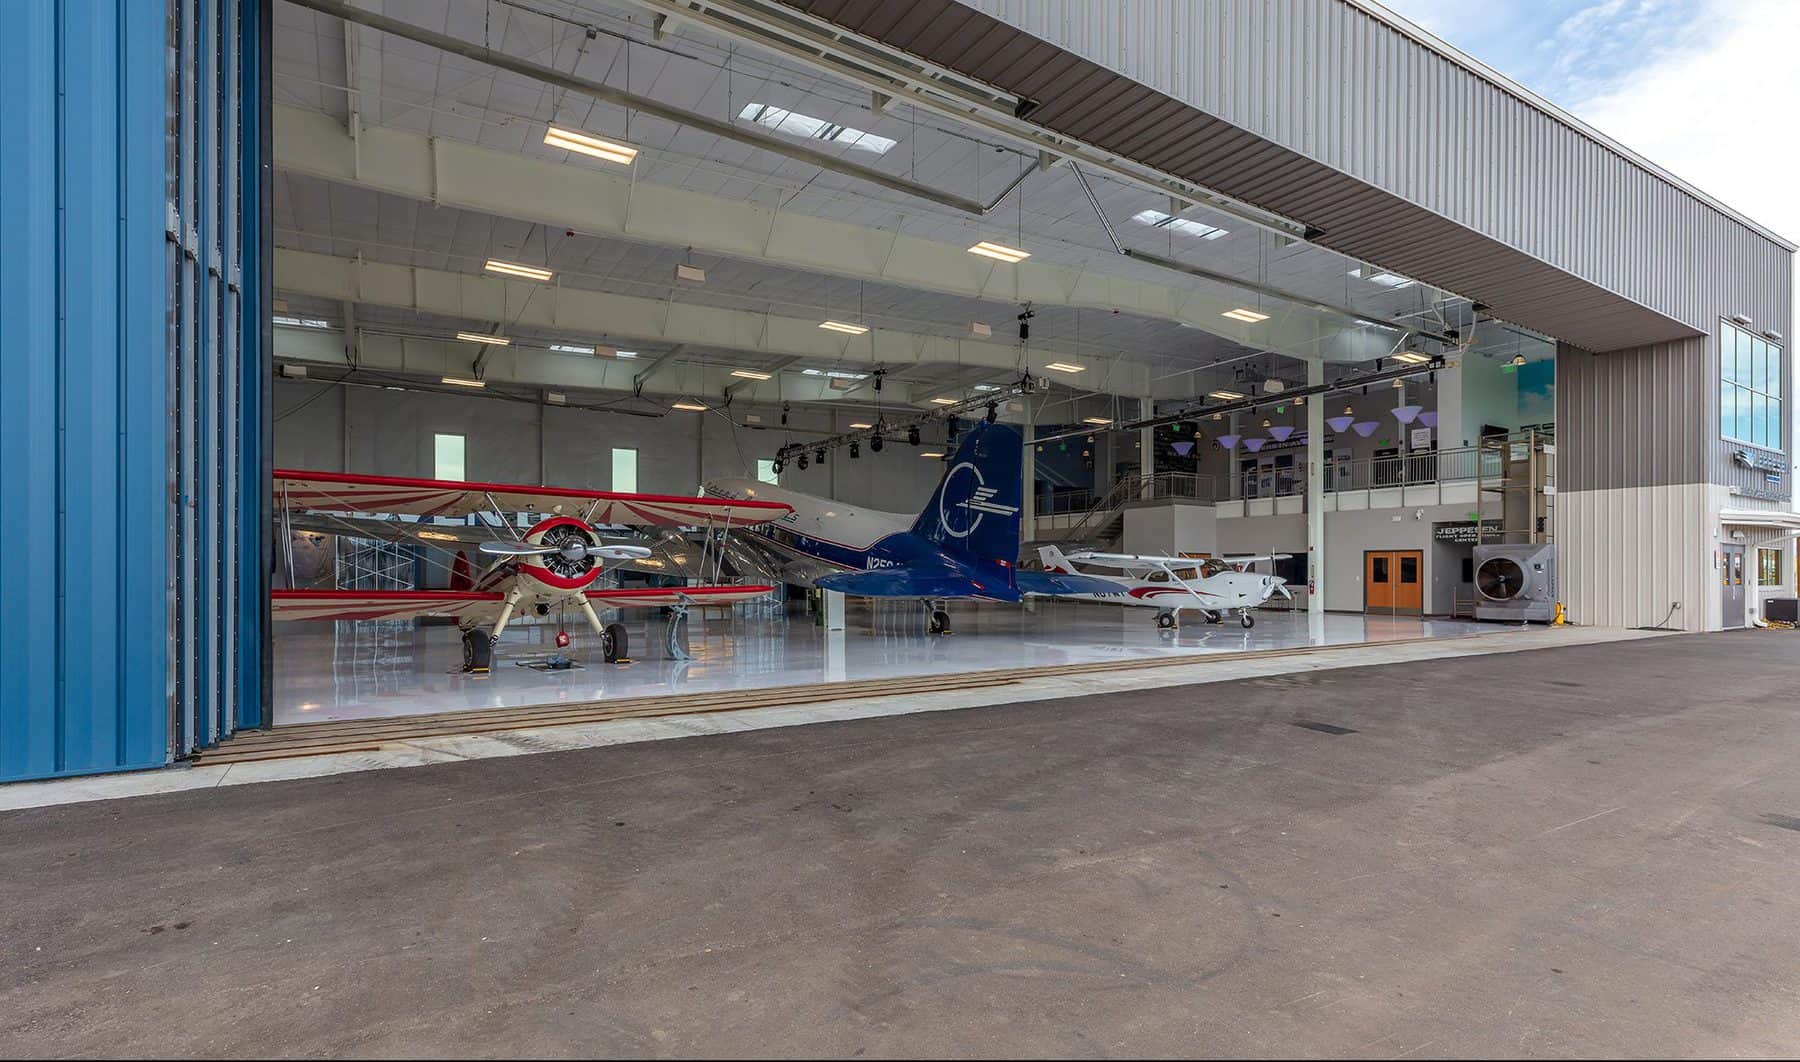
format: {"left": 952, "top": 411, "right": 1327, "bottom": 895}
{"left": 272, "top": 469, "right": 791, "bottom": 671}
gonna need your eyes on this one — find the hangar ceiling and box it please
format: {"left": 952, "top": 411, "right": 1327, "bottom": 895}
{"left": 270, "top": 0, "right": 1537, "bottom": 414}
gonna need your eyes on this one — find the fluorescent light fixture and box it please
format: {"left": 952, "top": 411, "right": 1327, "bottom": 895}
{"left": 930, "top": 397, "right": 957, "bottom": 405}
{"left": 737, "top": 102, "right": 896, "bottom": 155}
{"left": 1130, "top": 209, "right": 1228, "bottom": 240}
{"left": 919, "top": 451, "right": 945, "bottom": 458}
{"left": 549, "top": 343, "right": 594, "bottom": 355}
{"left": 614, "top": 350, "right": 638, "bottom": 359}
{"left": 819, "top": 320, "right": 869, "bottom": 335}
{"left": 442, "top": 376, "right": 485, "bottom": 388}
{"left": 456, "top": 331, "right": 510, "bottom": 346}
{"left": 417, "top": 530, "right": 459, "bottom": 542}
{"left": 278, "top": 364, "right": 307, "bottom": 379}
{"left": 1391, "top": 351, "right": 1431, "bottom": 364}
{"left": 675, "top": 263, "right": 706, "bottom": 284}
{"left": 1222, "top": 308, "right": 1270, "bottom": 323}
{"left": 546, "top": 392, "right": 566, "bottom": 405}
{"left": 744, "top": 414, "right": 762, "bottom": 424}
{"left": 543, "top": 125, "right": 638, "bottom": 165}
{"left": 273, "top": 315, "right": 330, "bottom": 328}
{"left": 484, "top": 259, "right": 553, "bottom": 282}
{"left": 973, "top": 384, "right": 1001, "bottom": 392}
{"left": 801, "top": 368, "right": 869, "bottom": 380}
{"left": 1082, "top": 417, "right": 1113, "bottom": 426}
{"left": 730, "top": 369, "right": 774, "bottom": 381}
{"left": 849, "top": 422, "right": 874, "bottom": 430}
{"left": 1208, "top": 389, "right": 1245, "bottom": 400}
{"left": 1348, "top": 267, "right": 1416, "bottom": 289}
{"left": 967, "top": 240, "right": 1031, "bottom": 264}
{"left": 672, "top": 401, "right": 708, "bottom": 411}
{"left": 1043, "top": 362, "right": 1086, "bottom": 374}
{"left": 971, "top": 321, "right": 992, "bottom": 337}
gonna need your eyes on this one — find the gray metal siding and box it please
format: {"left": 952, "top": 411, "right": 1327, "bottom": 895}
{"left": 1557, "top": 339, "right": 1709, "bottom": 492}
{"left": 958, "top": 0, "right": 1794, "bottom": 340}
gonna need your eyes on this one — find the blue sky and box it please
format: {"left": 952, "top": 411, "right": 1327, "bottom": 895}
{"left": 1377, "top": 0, "right": 1799, "bottom": 248}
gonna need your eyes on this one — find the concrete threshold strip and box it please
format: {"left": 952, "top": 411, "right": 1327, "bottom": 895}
{"left": 1, "top": 626, "right": 1665, "bottom": 811}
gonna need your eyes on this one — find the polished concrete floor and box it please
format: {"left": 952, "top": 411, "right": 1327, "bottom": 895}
{"left": 273, "top": 600, "right": 1498, "bottom": 723}
{"left": 5, "top": 631, "right": 1799, "bottom": 1057}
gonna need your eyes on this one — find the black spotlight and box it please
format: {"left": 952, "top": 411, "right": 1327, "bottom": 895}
{"left": 849, "top": 441, "right": 860, "bottom": 459}
{"left": 947, "top": 418, "right": 959, "bottom": 441}
{"left": 985, "top": 400, "right": 998, "bottom": 424}
{"left": 796, "top": 452, "right": 808, "bottom": 471}
{"left": 907, "top": 425, "right": 921, "bottom": 446}
{"left": 781, "top": 401, "right": 790, "bottom": 426}
{"left": 814, "top": 447, "right": 826, "bottom": 465}
{"left": 871, "top": 434, "right": 884, "bottom": 453}
{"left": 772, "top": 458, "right": 784, "bottom": 474}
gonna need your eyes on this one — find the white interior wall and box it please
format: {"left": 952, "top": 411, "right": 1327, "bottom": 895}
{"left": 1122, "top": 503, "right": 1218, "bottom": 555}
{"left": 1216, "top": 500, "right": 1491, "bottom": 613}
{"left": 273, "top": 380, "right": 950, "bottom": 512}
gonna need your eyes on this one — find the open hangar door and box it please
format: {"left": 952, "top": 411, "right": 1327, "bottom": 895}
{"left": 260, "top": 0, "right": 1544, "bottom": 729}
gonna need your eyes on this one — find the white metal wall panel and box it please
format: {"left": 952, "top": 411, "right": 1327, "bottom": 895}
{"left": 1555, "top": 483, "right": 1713, "bottom": 632}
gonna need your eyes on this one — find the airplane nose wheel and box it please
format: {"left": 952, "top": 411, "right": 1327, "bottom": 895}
{"left": 926, "top": 603, "right": 952, "bottom": 635}
{"left": 1240, "top": 612, "right": 1255, "bottom": 629}
{"left": 1156, "top": 610, "right": 1177, "bottom": 630}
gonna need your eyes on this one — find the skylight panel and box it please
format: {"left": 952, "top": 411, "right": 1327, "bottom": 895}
{"left": 737, "top": 103, "right": 897, "bottom": 155}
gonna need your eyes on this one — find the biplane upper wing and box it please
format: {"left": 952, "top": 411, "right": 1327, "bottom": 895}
{"left": 273, "top": 469, "right": 792, "bottom": 529}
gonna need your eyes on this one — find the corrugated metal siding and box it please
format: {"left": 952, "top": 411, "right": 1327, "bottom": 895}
{"left": 952, "top": 0, "right": 1793, "bottom": 337}
{"left": 788, "top": 0, "right": 1793, "bottom": 354}
{"left": 0, "top": 0, "right": 265, "bottom": 783}
{"left": 1556, "top": 484, "right": 1713, "bottom": 631}
{"left": 1557, "top": 339, "right": 1709, "bottom": 493}
{"left": 0, "top": 0, "right": 170, "bottom": 780}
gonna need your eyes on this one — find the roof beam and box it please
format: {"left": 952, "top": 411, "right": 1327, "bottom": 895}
{"left": 274, "top": 248, "right": 1154, "bottom": 398}
{"left": 274, "top": 106, "right": 1396, "bottom": 364}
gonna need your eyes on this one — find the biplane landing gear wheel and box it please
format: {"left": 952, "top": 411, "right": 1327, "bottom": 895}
{"left": 1156, "top": 610, "right": 1178, "bottom": 630}
{"left": 927, "top": 608, "right": 952, "bottom": 635}
{"left": 1240, "top": 612, "right": 1255, "bottom": 630}
{"left": 602, "top": 622, "right": 631, "bottom": 664}
{"left": 461, "top": 628, "right": 493, "bottom": 674}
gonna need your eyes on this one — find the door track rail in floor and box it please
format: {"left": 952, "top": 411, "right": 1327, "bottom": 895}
{"left": 199, "top": 633, "right": 1489, "bottom": 767}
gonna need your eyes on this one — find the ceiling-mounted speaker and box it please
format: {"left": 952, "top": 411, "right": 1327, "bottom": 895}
{"left": 675, "top": 263, "right": 706, "bottom": 284}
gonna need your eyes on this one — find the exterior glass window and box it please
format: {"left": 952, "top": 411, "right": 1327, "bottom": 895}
{"left": 1758, "top": 548, "right": 1783, "bottom": 588}
{"left": 434, "top": 433, "right": 466, "bottom": 481}
{"left": 612, "top": 447, "right": 638, "bottom": 493}
{"left": 1721, "top": 321, "right": 1784, "bottom": 451}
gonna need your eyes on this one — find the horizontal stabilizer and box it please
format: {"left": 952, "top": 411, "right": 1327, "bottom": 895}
{"left": 1015, "top": 570, "right": 1131, "bottom": 597}
{"left": 816, "top": 569, "right": 986, "bottom": 599}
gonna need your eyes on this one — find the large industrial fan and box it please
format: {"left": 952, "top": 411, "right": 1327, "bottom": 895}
{"left": 1473, "top": 543, "right": 1557, "bottom": 622}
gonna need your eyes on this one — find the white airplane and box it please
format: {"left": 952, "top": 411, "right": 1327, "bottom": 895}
{"left": 1036, "top": 545, "right": 1292, "bottom": 629}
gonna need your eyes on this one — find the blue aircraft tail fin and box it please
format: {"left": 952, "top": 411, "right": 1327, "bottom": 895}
{"left": 909, "top": 421, "right": 1024, "bottom": 569}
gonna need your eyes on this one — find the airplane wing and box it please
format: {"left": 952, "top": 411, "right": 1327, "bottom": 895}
{"left": 273, "top": 469, "right": 791, "bottom": 529}
{"left": 271, "top": 589, "right": 504, "bottom": 623}
{"left": 585, "top": 584, "right": 775, "bottom": 607}
{"left": 272, "top": 583, "right": 776, "bottom": 623}
{"left": 815, "top": 569, "right": 986, "bottom": 599}
{"left": 1014, "top": 570, "right": 1132, "bottom": 596}
{"left": 1066, "top": 550, "right": 1294, "bottom": 567}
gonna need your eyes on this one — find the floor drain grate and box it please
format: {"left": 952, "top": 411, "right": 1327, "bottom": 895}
{"left": 1293, "top": 721, "right": 1357, "bottom": 736}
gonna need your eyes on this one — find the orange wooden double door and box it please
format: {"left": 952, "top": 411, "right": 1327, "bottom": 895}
{"left": 1364, "top": 549, "right": 1424, "bottom": 614}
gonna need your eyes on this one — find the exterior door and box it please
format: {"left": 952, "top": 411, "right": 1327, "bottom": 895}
{"left": 1364, "top": 550, "right": 1425, "bottom": 614}
{"left": 1722, "top": 544, "right": 1746, "bottom": 628}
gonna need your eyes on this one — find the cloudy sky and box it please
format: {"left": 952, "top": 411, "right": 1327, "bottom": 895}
{"left": 1378, "top": 0, "right": 1799, "bottom": 251}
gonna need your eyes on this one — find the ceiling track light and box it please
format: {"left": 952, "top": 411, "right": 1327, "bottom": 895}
{"left": 544, "top": 125, "right": 638, "bottom": 165}
{"left": 483, "top": 259, "right": 553, "bottom": 282}
{"left": 967, "top": 240, "right": 1031, "bottom": 264}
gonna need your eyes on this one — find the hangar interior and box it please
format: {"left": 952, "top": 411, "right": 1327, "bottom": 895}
{"left": 259, "top": 0, "right": 1583, "bottom": 724}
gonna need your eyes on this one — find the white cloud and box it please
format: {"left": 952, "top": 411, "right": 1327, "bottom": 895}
{"left": 1571, "top": 0, "right": 1800, "bottom": 249}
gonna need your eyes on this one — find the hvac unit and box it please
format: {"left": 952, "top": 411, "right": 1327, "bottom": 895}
{"left": 1473, "top": 543, "right": 1557, "bottom": 623}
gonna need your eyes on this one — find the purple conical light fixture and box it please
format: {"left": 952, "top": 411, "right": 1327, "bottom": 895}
{"left": 1243, "top": 437, "right": 1268, "bottom": 452}
{"left": 1326, "top": 415, "right": 1355, "bottom": 432}
{"left": 1217, "top": 434, "right": 1241, "bottom": 449}
{"left": 1392, "top": 404, "right": 1423, "bottom": 424}
{"left": 1351, "top": 421, "right": 1379, "bottom": 437}
{"left": 1268, "top": 425, "right": 1296, "bottom": 442}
